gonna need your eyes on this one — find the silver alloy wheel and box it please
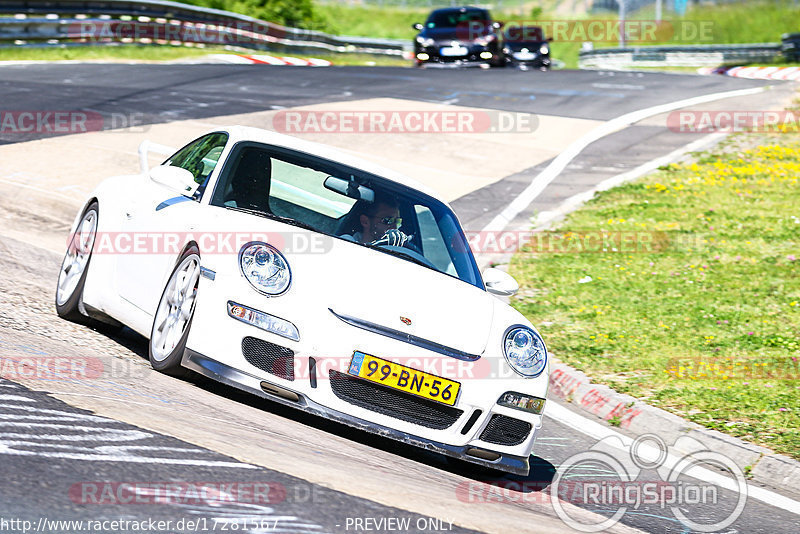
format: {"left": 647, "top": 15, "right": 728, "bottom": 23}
{"left": 150, "top": 254, "right": 200, "bottom": 362}
{"left": 56, "top": 209, "right": 98, "bottom": 306}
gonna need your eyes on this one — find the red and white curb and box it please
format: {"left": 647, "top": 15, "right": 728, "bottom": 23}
{"left": 205, "top": 53, "right": 331, "bottom": 66}
{"left": 699, "top": 65, "right": 800, "bottom": 81}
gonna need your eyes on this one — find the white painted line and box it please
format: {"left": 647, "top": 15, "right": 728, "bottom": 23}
{"left": 481, "top": 86, "right": 768, "bottom": 233}
{"left": 0, "top": 447, "right": 259, "bottom": 467}
{"left": 0, "top": 394, "right": 35, "bottom": 402}
{"left": 0, "top": 414, "right": 112, "bottom": 422}
{"left": 546, "top": 402, "right": 800, "bottom": 516}
{"left": 0, "top": 424, "right": 151, "bottom": 441}
{"left": 533, "top": 132, "right": 727, "bottom": 230}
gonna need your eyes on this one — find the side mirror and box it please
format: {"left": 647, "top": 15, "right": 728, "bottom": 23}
{"left": 547, "top": 36, "right": 554, "bottom": 42}
{"left": 413, "top": 23, "right": 423, "bottom": 31}
{"left": 149, "top": 165, "right": 199, "bottom": 197}
{"left": 483, "top": 268, "right": 519, "bottom": 297}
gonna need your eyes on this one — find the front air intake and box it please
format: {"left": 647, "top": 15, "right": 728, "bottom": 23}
{"left": 242, "top": 336, "right": 294, "bottom": 381}
{"left": 479, "top": 414, "right": 532, "bottom": 446}
{"left": 329, "top": 370, "right": 463, "bottom": 430}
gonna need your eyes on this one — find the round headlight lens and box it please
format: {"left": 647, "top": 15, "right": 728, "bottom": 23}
{"left": 540, "top": 45, "right": 549, "bottom": 55}
{"left": 239, "top": 242, "right": 291, "bottom": 296}
{"left": 503, "top": 326, "right": 547, "bottom": 377}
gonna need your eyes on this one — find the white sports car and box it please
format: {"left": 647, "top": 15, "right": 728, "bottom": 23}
{"left": 56, "top": 127, "right": 549, "bottom": 474}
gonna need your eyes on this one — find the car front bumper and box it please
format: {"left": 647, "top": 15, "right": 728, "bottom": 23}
{"left": 182, "top": 348, "right": 533, "bottom": 475}
{"left": 186, "top": 261, "right": 548, "bottom": 475}
{"left": 415, "top": 44, "right": 500, "bottom": 65}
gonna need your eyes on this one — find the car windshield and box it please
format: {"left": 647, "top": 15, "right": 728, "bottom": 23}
{"left": 426, "top": 9, "right": 489, "bottom": 29}
{"left": 209, "top": 142, "right": 484, "bottom": 289}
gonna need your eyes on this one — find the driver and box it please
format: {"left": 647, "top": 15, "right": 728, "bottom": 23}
{"left": 350, "top": 195, "right": 410, "bottom": 247}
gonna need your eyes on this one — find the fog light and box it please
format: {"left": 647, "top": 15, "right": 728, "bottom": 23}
{"left": 498, "top": 392, "right": 545, "bottom": 414}
{"left": 417, "top": 52, "right": 429, "bottom": 60}
{"left": 479, "top": 51, "right": 493, "bottom": 59}
{"left": 228, "top": 301, "right": 299, "bottom": 342}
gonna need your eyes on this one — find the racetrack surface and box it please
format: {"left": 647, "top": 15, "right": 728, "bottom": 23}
{"left": 1, "top": 64, "right": 799, "bottom": 534}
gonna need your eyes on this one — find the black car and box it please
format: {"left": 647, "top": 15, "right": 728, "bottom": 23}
{"left": 412, "top": 6, "right": 503, "bottom": 67}
{"left": 502, "top": 25, "right": 552, "bottom": 70}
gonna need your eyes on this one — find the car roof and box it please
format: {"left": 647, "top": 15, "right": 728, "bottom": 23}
{"left": 218, "top": 125, "right": 450, "bottom": 207}
{"left": 429, "top": 6, "right": 487, "bottom": 14}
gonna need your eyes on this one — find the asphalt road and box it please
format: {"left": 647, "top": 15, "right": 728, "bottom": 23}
{"left": 0, "top": 376, "right": 471, "bottom": 534}
{"left": 0, "top": 64, "right": 798, "bottom": 534}
{"left": 0, "top": 64, "right": 770, "bottom": 144}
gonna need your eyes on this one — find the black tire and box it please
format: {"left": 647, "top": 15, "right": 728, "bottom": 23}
{"left": 148, "top": 246, "right": 201, "bottom": 377}
{"left": 55, "top": 202, "right": 99, "bottom": 324}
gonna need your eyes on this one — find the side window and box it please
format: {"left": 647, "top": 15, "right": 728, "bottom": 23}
{"left": 164, "top": 132, "right": 228, "bottom": 199}
{"left": 415, "top": 205, "right": 456, "bottom": 276}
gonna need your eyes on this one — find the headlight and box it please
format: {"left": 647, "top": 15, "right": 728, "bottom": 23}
{"left": 540, "top": 45, "right": 549, "bottom": 55}
{"left": 239, "top": 242, "right": 291, "bottom": 296}
{"left": 503, "top": 326, "right": 547, "bottom": 377}
{"left": 475, "top": 34, "right": 496, "bottom": 46}
{"left": 416, "top": 37, "right": 435, "bottom": 47}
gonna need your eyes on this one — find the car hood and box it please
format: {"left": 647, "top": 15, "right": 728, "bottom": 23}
{"left": 199, "top": 209, "right": 493, "bottom": 356}
{"left": 292, "top": 237, "right": 493, "bottom": 356}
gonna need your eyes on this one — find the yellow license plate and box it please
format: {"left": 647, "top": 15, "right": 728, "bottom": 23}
{"left": 347, "top": 351, "right": 461, "bottom": 406}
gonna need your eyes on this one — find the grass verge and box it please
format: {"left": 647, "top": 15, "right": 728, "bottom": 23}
{"left": 509, "top": 126, "right": 800, "bottom": 459}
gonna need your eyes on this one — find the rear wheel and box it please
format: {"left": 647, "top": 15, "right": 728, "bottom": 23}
{"left": 148, "top": 246, "right": 200, "bottom": 376}
{"left": 56, "top": 202, "right": 98, "bottom": 323}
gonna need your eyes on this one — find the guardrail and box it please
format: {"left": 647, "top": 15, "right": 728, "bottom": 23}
{"left": 579, "top": 42, "right": 783, "bottom": 69}
{"left": 0, "top": 0, "right": 409, "bottom": 56}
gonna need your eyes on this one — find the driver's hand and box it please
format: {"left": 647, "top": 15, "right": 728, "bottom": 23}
{"left": 371, "top": 228, "right": 409, "bottom": 247}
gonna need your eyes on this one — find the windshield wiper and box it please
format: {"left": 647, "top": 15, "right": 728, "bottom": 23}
{"left": 367, "top": 244, "right": 434, "bottom": 271}
{"left": 225, "top": 205, "right": 269, "bottom": 217}
{"left": 224, "top": 206, "right": 318, "bottom": 232}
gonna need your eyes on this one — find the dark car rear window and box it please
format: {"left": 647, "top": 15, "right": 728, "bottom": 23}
{"left": 426, "top": 9, "right": 489, "bottom": 28}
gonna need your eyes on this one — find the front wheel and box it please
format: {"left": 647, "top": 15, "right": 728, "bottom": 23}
{"left": 56, "top": 202, "right": 98, "bottom": 323}
{"left": 149, "top": 247, "right": 201, "bottom": 376}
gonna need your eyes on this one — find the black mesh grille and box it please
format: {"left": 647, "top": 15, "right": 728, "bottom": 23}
{"left": 242, "top": 337, "right": 294, "bottom": 381}
{"left": 479, "top": 414, "right": 531, "bottom": 446}
{"left": 329, "top": 370, "right": 462, "bottom": 430}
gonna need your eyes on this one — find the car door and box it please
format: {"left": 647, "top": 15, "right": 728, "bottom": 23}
{"left": 116, "top": 132, "right": 228, "bottom": 315}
